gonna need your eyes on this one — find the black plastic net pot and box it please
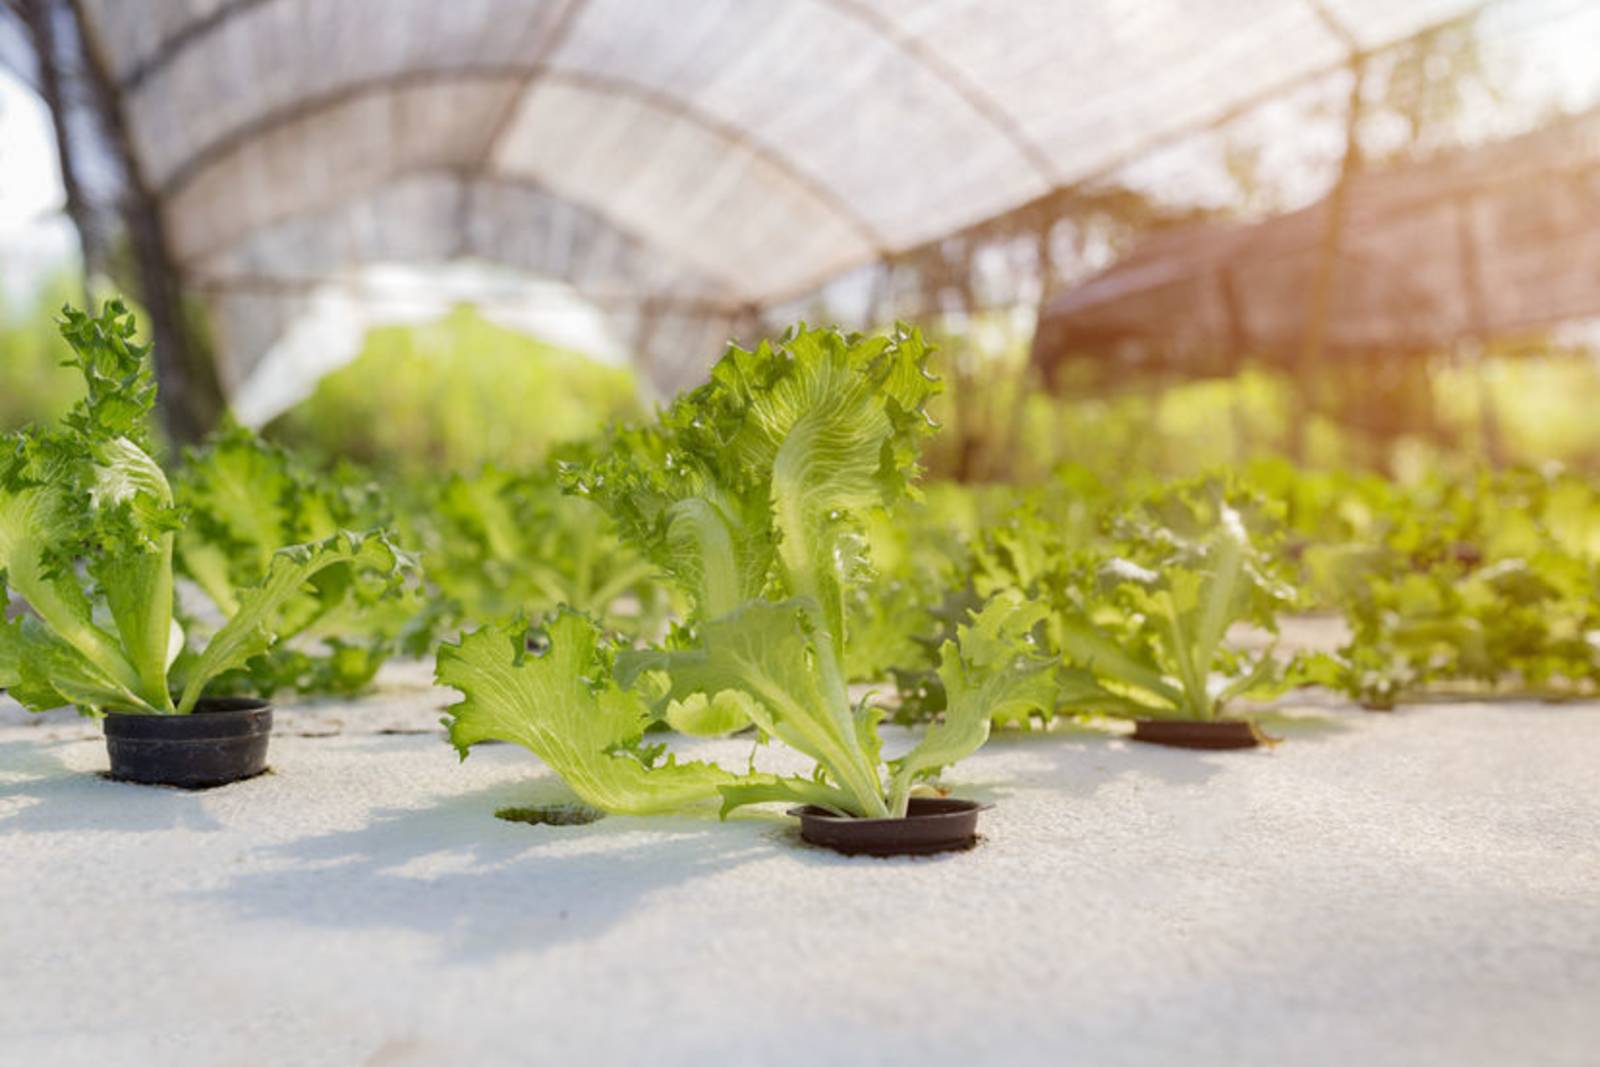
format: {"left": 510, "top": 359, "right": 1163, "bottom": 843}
{"left": 102, "top": 698, "right": 273, "bottom": 788}
{"left": 1132, "top": 718, "right": 1266, "bottom": 750}
{"left": 790, "top": 797, "right": 988, "bottom": 856}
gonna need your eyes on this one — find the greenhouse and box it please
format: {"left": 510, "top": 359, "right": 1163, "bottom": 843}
{"left": 1, "top": 1, "right": 1598, "bottom": 1064}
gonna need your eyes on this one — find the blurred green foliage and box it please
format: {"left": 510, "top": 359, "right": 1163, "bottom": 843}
{"left": 266, "top": 305, "right": 641, "bottom": 475}
{"left": 915, "top": 312, "right": 1600, "bottom": 486}
{"left": 399, "top": 460, "right": 675, "bottom": 637}
{"left": 9, "top": 290, "right": 1600, "bottom": 489}
{"left": 0, "top": 275, "right": 92, "bottom": 432}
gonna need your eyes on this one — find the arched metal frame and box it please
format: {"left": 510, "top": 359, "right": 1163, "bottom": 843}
{"left": 156, "top": 65, "right": 893, "bottom": 269}
{"left": 115, "top": 0, "right": 1486, "bottom": 292}
{"left": 11, "top": 0, "right": 1523, "bottom": 427}
{"left": 184, "top": 169, "right": 749, "bottom": 319}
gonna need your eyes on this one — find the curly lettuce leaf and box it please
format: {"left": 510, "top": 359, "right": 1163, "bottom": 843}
{"left": 87, "top": 436, "right": 179, "bottom": 704}
{"left": 56, "top": 300, "right": 158, "bottom": 449}
{"left": 973, "top": 481, "right": 1295, "bottom": 722}
{"left": 715, "top": 775, "right": 862, "bottom": 819}
{"left": 438, "top": 611, "right": 732, "bottom": 815}
{"left": 885, "top": 593, "right": 1056, "bottom": 815}
{"left": 1, "top": 449, "right": 144, "bottom": 706}
{"left": 174, "top": 425, "right": 294, "bottom": 612}
{"left": 722, "top": 325, "right": 938, "bottom": 653}
{"left": 573, "top": 423, "right": 773, "bottom": 620}
{"left": 656, "top": 600, "right": 889, "bottom": 817}
{"left": 425, "top": 462, "right": 668, "bottom": 634}
{"left": 176, "top": 531, "right": 405, "bottom": 714}
{"left": 6, "top": 615, "right": 156, "bottom": 711}
{"left": 664, "top": 689, "right": 758, "bottom": 737}
{"left": 571, "top": 324, "right": 939, "bottom": 642}
{"left": 0, "top": 302, "right": 177, "bottom": 713}
{"left": 175, "top": 427, "right": 420, "bottom": 697}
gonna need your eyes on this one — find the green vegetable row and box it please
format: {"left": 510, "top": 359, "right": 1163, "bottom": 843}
{"left": 7, "top": 302, "right": 1600, "bottom": 823}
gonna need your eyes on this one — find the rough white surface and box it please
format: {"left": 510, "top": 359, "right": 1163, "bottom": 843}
{"left": 1, "top": 668, "right": 1597, "bottom": 1067}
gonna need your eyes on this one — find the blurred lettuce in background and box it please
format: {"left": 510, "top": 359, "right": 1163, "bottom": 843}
{"left": 10, "top": 290, "right": 1600, "bottom": 495}
{"left": 0, "top": 274, "right": 92, "bottom": 432}
{"left": 265, "top": 305, "right": 641, "bottom": 476}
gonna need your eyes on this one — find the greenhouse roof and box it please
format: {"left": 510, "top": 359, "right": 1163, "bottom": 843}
{"left": 6, "top": 0, "right": 1492, "bottom": 395}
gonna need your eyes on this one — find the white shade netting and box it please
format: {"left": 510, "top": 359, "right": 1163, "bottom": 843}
{"left": 22, "top": 0, "right": 1502, "bottom": 401}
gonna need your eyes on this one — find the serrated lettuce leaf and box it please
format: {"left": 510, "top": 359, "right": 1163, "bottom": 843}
{"left": 438, "top": 611, "right": 732, "bottom": 815}
{"left": 663, "top": 689, "right": 758, "bottom": 737}
{"left": 655, "top": 599, "right": 890, "bottom": 817}
{"left": 176, "top": 531, "right": 405, "bottom": 714}
{"left": 572, "top": 324, "right": 939, "bottom": 642}
{"left": 88, "top": 436, "right": 178, "bottom": 704}
{"left": 575, "top": 423, "right": 773, "bottom": 621}
{"left": 1, "top": 453, "right": 148, "bottom": 706}
{"left": 726, "top": 327, "right": 937, "bottom": 654}
{"left": 886, "top": 593, "right": 1056, "bottom": 815}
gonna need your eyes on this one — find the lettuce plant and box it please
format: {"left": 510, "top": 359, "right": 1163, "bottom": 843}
{"left": 974, "top": 483, "right": 1295, "bottom": 722}
{"left": 0, "top": 302, "right": 405, "bottom": 715}
{"left": 173, "top": 425, "right": 425, "bottom": 697}
{"left": 417, "top": 461, "right": 669, "bottom": 636}
{"left": 843, "top": 489, "right": 988, "bottom": 685}
{"left": 1305, "top": 468, "right": 1600, "bottom": 707}
{"left": 439, "top": 325, "right": 1056, "bottom": 818}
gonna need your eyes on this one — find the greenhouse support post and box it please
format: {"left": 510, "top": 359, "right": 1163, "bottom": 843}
{"left": 999, "top": 220, "right": 1057, "bottom": 476}
{"left": 1454, "top": 195, "right": 1506, "bottom": 468}
{"left": 63, "top": 0, "right": 225, "bottom": 444}
{"left": 18, "top": 0, "right": 92, "bottom": 304}
{"left": 1293, "top": 54, "right": 1367, "bottom": 461}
